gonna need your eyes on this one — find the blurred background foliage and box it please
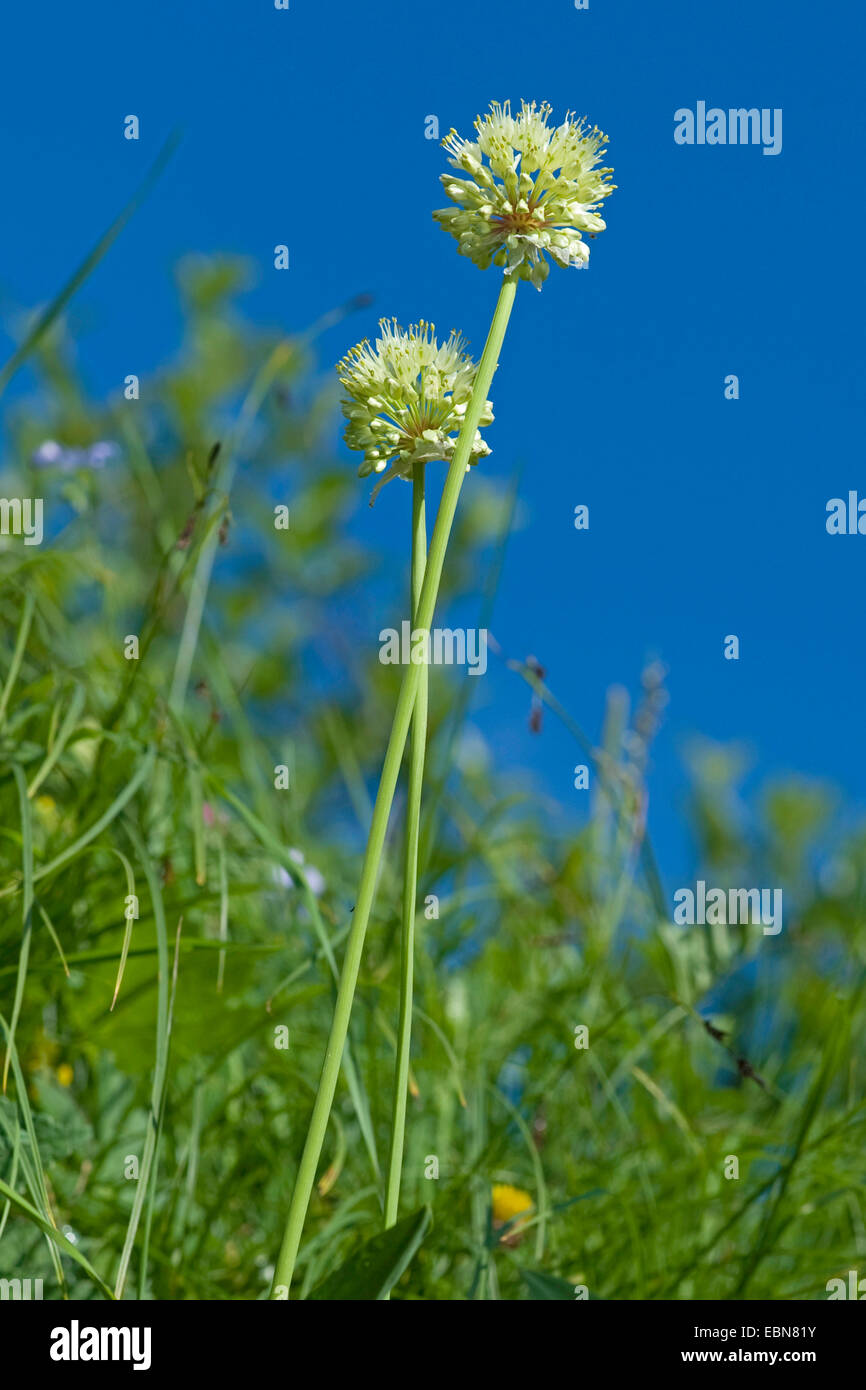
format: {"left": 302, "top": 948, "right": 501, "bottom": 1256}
{"left": 0, "top": 257, "right": 864, "bottom": 1300}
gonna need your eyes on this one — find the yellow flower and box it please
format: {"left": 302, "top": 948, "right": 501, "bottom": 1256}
{"left": 27, "top": 1031, "right": 59, "bottom": 1071}
{"left": 492, "top": 1182, "right": 533, "bottom": 1226}
{"left": 56, "top": 1063, "right": 74, "bottom": 1087}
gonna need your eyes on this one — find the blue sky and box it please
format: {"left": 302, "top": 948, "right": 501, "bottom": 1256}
{"left": 2, "top": 0, "right": 864, "bottom": 879}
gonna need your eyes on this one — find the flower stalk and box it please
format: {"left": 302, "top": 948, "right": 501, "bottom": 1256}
{"left": 384, "top": 459, "right": 428, "bottom": 1233}
{"left": 271, "top": 271, "right": 519, "bottom": 1296}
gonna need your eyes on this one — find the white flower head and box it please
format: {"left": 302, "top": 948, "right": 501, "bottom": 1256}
{"left": 337, "top": 318, "right": 494, "bottom": 503}
{"left": 273, "top": 850, "right": 326, "bottom": 897}
{"left": 433, "top": 100, "right": 615, "bottom": 290}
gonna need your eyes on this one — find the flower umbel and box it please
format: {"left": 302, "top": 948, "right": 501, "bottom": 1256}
{"left": 491, "top": 1183, "right": 534, "bottom": 1246}
{"left": 434, "top": 100, "right": 614, "bottom": 290}
{"left": 337, "top": 319, "right": 493, "bottom": 503}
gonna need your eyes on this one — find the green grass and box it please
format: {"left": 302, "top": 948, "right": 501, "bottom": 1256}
{"left": 0, "top": 256, "right": 864, "bottom": 1301}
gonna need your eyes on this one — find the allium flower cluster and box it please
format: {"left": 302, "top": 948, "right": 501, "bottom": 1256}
{"left": 433, "top": 100, "right": 614, "bottom": 289}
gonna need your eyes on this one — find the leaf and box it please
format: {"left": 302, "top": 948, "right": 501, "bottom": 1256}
{"left": 0, "top": 133, "right": 181, "bottom": 398}
{"left": 0, "top": 1096, "right": 92, "bottom": 1164}
{"left": 519, "top": 1268, "right": 578, "bottom": 1300}
{"left": 0, "top": 1174, "right": 114, "bottom": 1299}
{"left": 519, "top": 1267, "right": 606, "bottom": 1301}
{"left": 307, "top": 1206, "right": 431, "bottom": 1301}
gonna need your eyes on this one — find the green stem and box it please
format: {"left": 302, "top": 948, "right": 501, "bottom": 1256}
{"left": 170, "top": 340, "right": 293, "bottom": 717}
{"left": 271, "top": 271, "right": 519, "bottom": 1296}
{"left": 384, "top": 461, "right": 428, "bottom": 1231}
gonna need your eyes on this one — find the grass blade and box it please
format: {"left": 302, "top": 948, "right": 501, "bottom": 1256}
{"left": 0, "top": 133, "right": 181, "bottom": 397}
